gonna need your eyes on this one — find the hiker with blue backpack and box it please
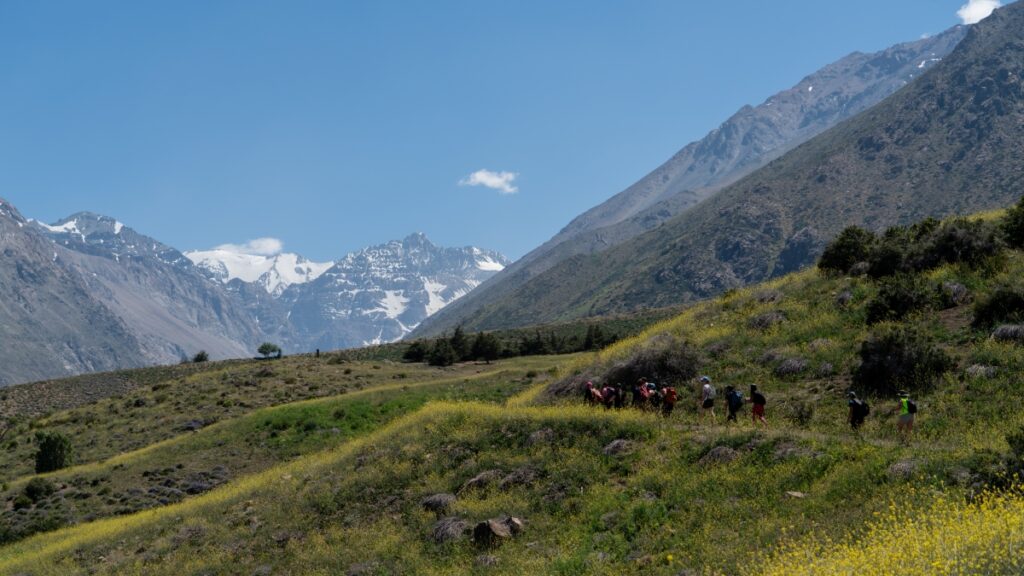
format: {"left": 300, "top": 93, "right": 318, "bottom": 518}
{"left": 725, "top": 385, "right": 744, "bottom": 423}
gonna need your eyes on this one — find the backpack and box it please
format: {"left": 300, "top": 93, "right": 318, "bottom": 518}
{"left": 728, "top": 391, "right": 744, "bottom": 410}
{"left": 752, "top": 391, "right": 766, "bottom": 406}
{"left": 663, "top": 387, "right": 677, "bottom": 404}
{"left": 705, "top": 384, "right": 717, "bottom": 400}
{"left": 907, "top": 399, "right": 917, "bottom": 414}
{"left": 853, "top": 399, "right": 870, "bottom": 419}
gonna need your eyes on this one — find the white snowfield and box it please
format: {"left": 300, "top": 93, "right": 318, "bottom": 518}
{"left": 184, "top": 249, "right": 334, "bottom": 296}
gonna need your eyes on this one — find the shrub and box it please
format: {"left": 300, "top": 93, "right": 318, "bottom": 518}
{"left": 191, "top": 351, "right": 209, "bottom": 363}
{"left": 427, "top": 339, "right": 458, "bottom": 367}
{"left": 973, "top": 286, "right": 1024, "bottom": 328}
{"left": 402, "top": 341, "right": 427, "bottom": 363}
{"left": 1001, "top": 195, "right": 1024, "bottom": 248}
{"left": 257, "top": 343, "right": 282, "bottom": 358}
{"left": 787, "top": 401, "right": 815, "bottom": 428}
{"left": 852, "top": 327, "right": 954, "bottom": 396}
{"left": 818, "top": 226, "right": 876, "bottom": 274}
{"left": 24, "top": 477, "right": 56, "bottom": 502}
{"left": 34, "top": 431, "right": 74, "bottom": 474}
{"left": 602, "top": 334, "right": 700, "bottom": 386}
{"left": 12, "top": 494, "right": 32, "bottom": 511}
{"left": 916, "top": 218, "right": 1002, "bottom": 271}
{"left": 865, "top": 274, "right": 936, "bottom": 324}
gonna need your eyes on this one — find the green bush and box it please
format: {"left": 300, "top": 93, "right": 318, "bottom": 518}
{"left": 402, "top": 341, "right": 427, "bottom": 363}
{"left": 603, "top": 334, "right": 700, "bottom": 387}
{"left": 818, "top": 226, "right": 876, "bottom": 274}
{"left": 24, "top": 477, "right": 55, "bottom": 502}
{"left": 1002, "top": 195, "right": 1024, "bottom": 248}
{"left": 427, "top": 339, "right": 458, "bottom": 367}
{"left": 34, "top": 431, "right": 74, "bottom": 474}
{"left": 191, "top": 351, "right": 209, "bottom": 363}
{"left": 865, "top": 274, "right": 936, "bottom": 324}
{"left": 852, "top": 327, "right": 954, "bottom": 396}
{"left": 916, "top": 218, "right": 1002, "bottom": 271}
{"left": 973, "top": 285, "right": 1024, "bottom": 328}
{"left": 12, "top": 494, "right": 32, "bottom": 511}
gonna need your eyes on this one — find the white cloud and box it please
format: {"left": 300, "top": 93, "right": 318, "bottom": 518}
{"left": 458, "top": 169, "right": 519, "bottom": 195}
{"left": 957, "top": 0, "right": 1000, "bottom": 24}
{"left": 214, "top": 237, "right": 284, "bottom": 256}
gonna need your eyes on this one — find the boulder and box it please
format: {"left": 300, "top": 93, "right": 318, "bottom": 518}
{"left": 431, "top": 517, "right": 469, "bottom": 544}
{"left": 699, "top": 446, "right": 738, "bottom": 467}
{"left": 421, "top": 493, "right": 457, "bottom": 515}
{"left": 499, "top": 467, "right": 538, "bottom": 489}
{"left": 473, "top": 519, "right": 512, "bottom": 548}
{"left": 460, "top": 470, "right": 503, "bottom": 494}
{"left": 602, "top": 439, "right": 634, "bottom": 456}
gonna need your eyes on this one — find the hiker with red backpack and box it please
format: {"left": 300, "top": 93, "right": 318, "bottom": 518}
{"left": 660, "top": 384, "right": 678, "bottom": 417}
{"left": 750, "top": 384, "right": 767, "bottom": 426}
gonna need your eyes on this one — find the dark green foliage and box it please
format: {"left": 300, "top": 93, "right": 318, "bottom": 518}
{"left": 427, "top": 339, "right": 458, "bottom": 367}
{"left": 448, "top": 326, "right": 471, "bottom": 361}
{"left": 24, "top": 477, "right": 55, "bottom": 502}
{"left": 866, "top": 234, "right": 908, "bottom": 278}
{"left": 865, "top": 274, "right": 936, "bottom": 324}
{"left": 470, "top": 332, "right": 501, "bottom": 363}
{"left": 192, "top": 351, "right": 209, "bottom": 363}
{"left": 603, "top": 334, "right": 700, "bottom": 387}
{"left": 818, "top": 226, "right": 876, "bottom": 274}
{"left": 917, "top": 218, "right": 1002, "bottom": 271}
{"left": 518, "top": 331, "right": 552, "bottom": 356}
{"left": 34, "top": 431, "right": 74, "bottom": 473}
{"left": 1002, "top": 195, "right": 1024, "bottom": 249}
{"left": 12, "top": 494, "right": 32, "bottom": 511}
{"left": 852, "top": 327, "right": 954, "bottom": 396}
{"left": 582, "top": 324, "right": 608, "bottom": 351}
{"left": 257, "top": 343, "right": 282, "bottom": 358}
{"left": 973, "top": 285, "right": 1024, "bottom": 328}
{"left": 1007, "top": 425, "right": 1024, "bottom": 462}
{"left": 402, "top": 341, "right": 427, "bottom": 363}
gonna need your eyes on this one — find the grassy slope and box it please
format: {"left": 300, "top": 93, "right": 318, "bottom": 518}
{"left": 0, "top": 356, "right": 563, "bottom": 544}
{"left": 4, "top": 240, "right": 1024, "bottom": 573}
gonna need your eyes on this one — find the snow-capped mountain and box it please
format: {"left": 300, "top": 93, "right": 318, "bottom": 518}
{"left": 283, "top": 233, "right": 509, "bottom": 350}
{"left": 185, "top": 248, "right": 333, "bottom": 297}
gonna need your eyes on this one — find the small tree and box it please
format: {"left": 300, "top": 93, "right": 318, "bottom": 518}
{"left": 427, "top": 339, "right": 458, "bottom": 367}
{"left": 1002, "top": 195, "right": 1024, "bottom": 249}
{"left": 865, "top": 274, "right": 936, "bottom": 324}
{"left": 471, "top": 332, "right": 501, "bottom": 363}
{"left": 34, "top": 431, "right": 74, "bottom": 473}
{"left": 449, "top": 326, "right": 471, "bottom": 361}
{"left": 192, "top": 350, "right": 209, "bottom": 363}
{"left": 258, "top": 342, "right": 282, "bottom": 359}
{"left": 852, "top": 327, "right": 954, "bottom": 396}
{"left": 402, "top": 341, "right": 428, "bottom": 363}
{"left": 818, "top": 226, "right": 876, "bottom": 274}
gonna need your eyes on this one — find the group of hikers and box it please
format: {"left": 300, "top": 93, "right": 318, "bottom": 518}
{"left": 583, "top": 376, "right": 919, "bottom": 440}
{"left": 582, "top": 376, "right": 768, "bottom": 426}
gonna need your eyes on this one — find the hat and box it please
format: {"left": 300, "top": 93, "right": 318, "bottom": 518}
{"left": 847, "top": 391, "right": 857, "bottom": 398}
{"left": 897, "top": 390, "right": 909, "bottom": 397}
{"left": 750, "top": 384, "right": 758, "bottom": 391}
{"left": 700, "top": 376, "right": 711, "bottom": 383}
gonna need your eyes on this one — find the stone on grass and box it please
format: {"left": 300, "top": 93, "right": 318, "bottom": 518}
{"left": 993, "top": 325, "right": 1024, "bottom": 343}
{"left": 431, "top": 517, "right": 469, "bottom": 544}
{"left": 421, "top": 493, "right": 456, "bottom": 515}
{"left": 602, "top": 439, "right": 634, "bottom": 456}
{"left": 699, "top": 446, "right": 738, "bottom": 467}
{"left": 460, "top": 470, "right": 503, "bottom": 494}
{"left": 473, "top": 519, "right": 512, "bottom": 548}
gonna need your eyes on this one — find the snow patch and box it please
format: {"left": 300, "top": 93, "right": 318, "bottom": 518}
{"left": 185, "top": 249, "right": 333, "bottom": 296}
{"left": 475, "top": 255, "right": 506, "bottom": 271}
{"left": 114, "top": 221, "right": 124, "bottom": 234}
{"left": 807, "top": 86, "right": 814, "bottom": 92}
{"left": 36, "top": 219, "right": 83, "bottom": 237}
{"left": 423, "top": 279, "right": 449, "bottom": 317}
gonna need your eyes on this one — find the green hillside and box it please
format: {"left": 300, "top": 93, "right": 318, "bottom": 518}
{"left": 3, "top": 203, "right": 1024, "bottom": 574}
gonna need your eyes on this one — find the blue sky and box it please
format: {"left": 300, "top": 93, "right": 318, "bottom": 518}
{"left": 0, "top": 1, "right": 1001, "bottom": 261}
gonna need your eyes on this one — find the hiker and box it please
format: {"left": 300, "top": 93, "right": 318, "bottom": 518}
{"left": 632, "top": 379, "right": 646, "bottom": 408}
{"left": 750, "top": 384, "right": 767, "bottom": 426}
{"left": 897, "top": 390, "right": 916, "bottom": 441}
{"left": 584, "top": 381, "right": 603, "bottom": 406}
{"left": 648, "top": 382, "right": 663, "bottom": 411}
{"left": 660, "top": 385, "right": 678, "bottom": 418}
{"left": 637, "top": 379, "right": 653, "bottom": 411}
{"left": 725, "top": 385, "right": 744, "bottom": 423}
{"left": 614, "top": 384, "right": 627, "bottom": 409}
{"left": 847, "top": 391, "right": 869, "bottom": 431}
{"left": 601, "top": 383, "right": 616, "bottom": 409}
{"left": 698, "top": 376, "right": 717, "bottom": 423}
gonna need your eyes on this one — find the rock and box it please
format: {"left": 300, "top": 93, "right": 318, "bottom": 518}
{"left": 965, "top": 364, "right": 998, "bottom": 379}
{"left": 460, "top": 470, "right": 503, "bottom": 493}
{"left": 773, "top": 442, "right": 816, "bottom": 462}
{"left": 431, "top": 517, "right": 469, "bottom": 544}
{"left": 887, "top": 460, "right": 919, "bottom": 481}
{"left": 421, "top": 493, "right": 457, "bottom": 515}
{"left": 699, "top": 446, "right": 739, "bottom": 467}
{"left": 755, "top": 290, "right": 783, "bottom": 304}
{"left": 347, "top": 561, "right": 380, "bottom": 576}
{"left": 816, "top": 362, "right": 835, "bottom": 378}
{"left": 940, "top": 282, "right": 972, "bottom": 306}
{"left": 499, "top": 467, "right": 538, "bottom": 489}
{"left": 476, "top": 554, "right": 499, "bottom": 567}
{"left": 180, "top": 420, "right": 208, "bottom": 432}
{"left": 993, "top": 325, "right": 1024, "bottom": 343}
{"left": 749, "top": 311, "right": 786, "bottom": 330}
{"left": 503, "top": 516, "right": 525, "bottom": 536}
{"left": 759, "top": 350, "right": 785, "bottom": 366}
{"left": 774, "top": 357, "right": 808, "bottom": 377}
{"left": 835, "top": 290, "right": 854, "bottom": 308}
{"left": 785, "top": 491, "right": 807, "bottom": 499}
{"left": 527, "top": 428, "right": 555, "bottom": 446}
{"left": 473, "top": 519, "right": 512, "bottom": 548}
{"left": 602, "top": 439, "right": 634, "bottom": 456}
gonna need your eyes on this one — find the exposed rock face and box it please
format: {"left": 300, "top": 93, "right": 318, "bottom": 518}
{"left": 0, "top": 200, "right": 147, "bottom": 386}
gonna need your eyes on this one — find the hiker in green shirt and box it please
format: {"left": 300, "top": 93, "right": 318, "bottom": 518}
{"left": 897, "top": 390, "right": 917, "bottom": 442}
